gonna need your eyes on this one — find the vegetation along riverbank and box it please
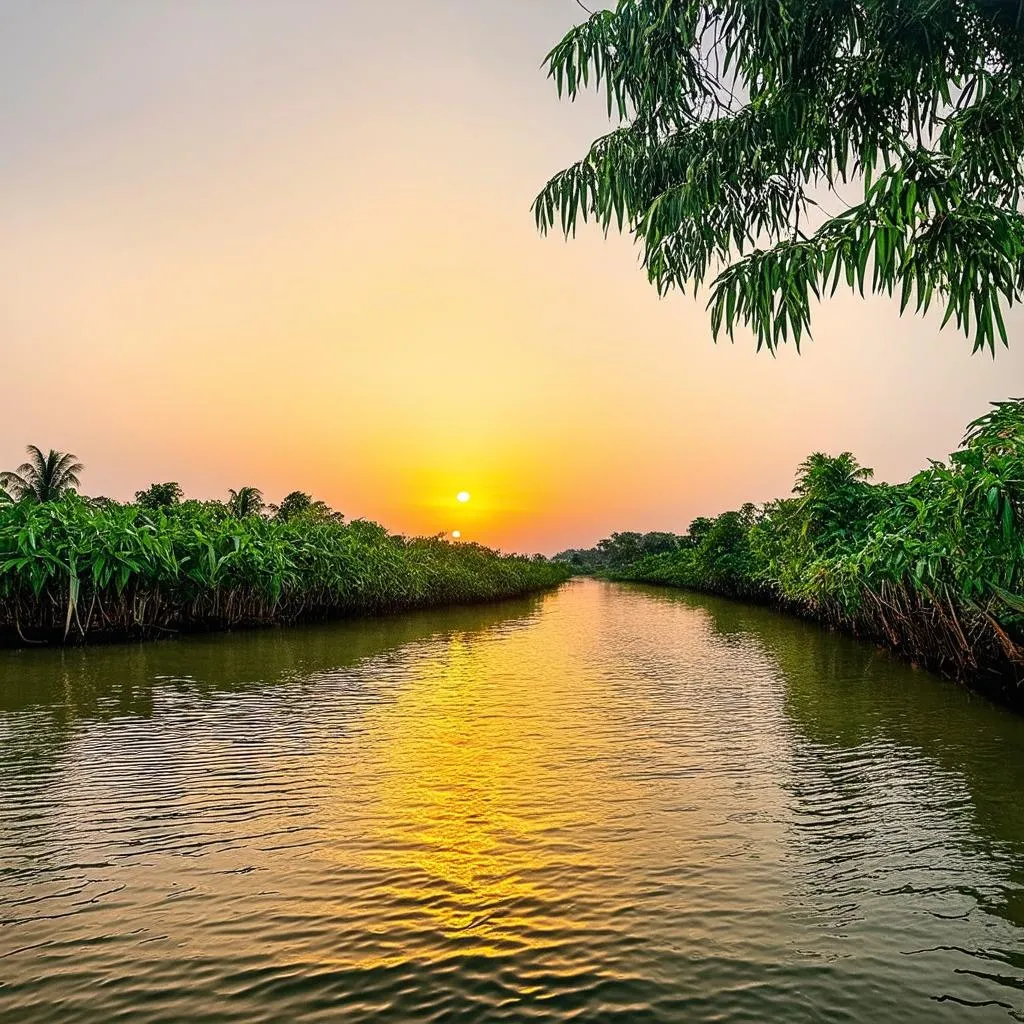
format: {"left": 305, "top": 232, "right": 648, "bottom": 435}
{"left": 557, "top": 400, "right": 1024, "bottom": 707}
{"left": 0, "top": 458, "right": 569, "bottom": 646}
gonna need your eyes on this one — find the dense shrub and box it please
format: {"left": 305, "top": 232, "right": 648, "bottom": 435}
{"left": 611, "top": 400, "right": 1024, "bottom": 702}
{"left": 0, "top": 499, "right": 569, "bottom": 644}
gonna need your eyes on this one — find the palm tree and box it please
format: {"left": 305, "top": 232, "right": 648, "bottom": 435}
{"left": 227, "top": 486, "right": 265, "bottom": 518}
{"left": 0, "top": 446, "right": 84, "bottom": 502}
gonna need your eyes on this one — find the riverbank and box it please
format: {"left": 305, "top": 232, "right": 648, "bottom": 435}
{"left": 0, "top": 496, "right": 570, "bottom": 645}
{"left": 569, "top": 400, "right": 1024, "bottom": 709}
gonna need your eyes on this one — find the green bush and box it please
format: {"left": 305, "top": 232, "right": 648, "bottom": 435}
{"left": 0, "top": 498, "right": 569, "bottom": 643}
{"left": 613, "top": 400, "right": 1024, "bottom": 700}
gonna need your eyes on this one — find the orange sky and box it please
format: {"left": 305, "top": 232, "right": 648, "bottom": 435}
{"left": 2, "top": 1, "right": 1022, "bottom": 554}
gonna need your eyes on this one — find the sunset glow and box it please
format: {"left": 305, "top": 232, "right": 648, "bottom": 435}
{"left": 1, "top": 2, "right": 1022, "bottom": 555}
{"left": 2, "top": 5, "right": 1024, "bottom": 1020}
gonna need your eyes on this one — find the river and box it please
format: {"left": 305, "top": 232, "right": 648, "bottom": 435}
{"left": 1, "top": 579, "right": 1023, "bottom": 1022}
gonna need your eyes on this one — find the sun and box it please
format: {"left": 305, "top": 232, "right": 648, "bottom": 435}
{"left": 456, "top": 491, "right": 471, "bottom": 503}
{"left": 452, "top": 530, "right": 462, "bottom": 539}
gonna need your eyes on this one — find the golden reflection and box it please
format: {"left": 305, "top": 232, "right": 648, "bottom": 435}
{"left": 307, "top": 594, "right": 607, "bottom": 961}
{"left": 313, "top": 584, "right": 796, "bottom": 968}
{"left": 339, "top": 626, "right": 607, "bottom": 959}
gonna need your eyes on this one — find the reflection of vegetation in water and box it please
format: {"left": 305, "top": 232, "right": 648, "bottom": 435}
{"left": 683, "top": 587, "right": 1024, "bottom": 831}
{"left": 641, "top": 584, "right": 1024, "bottom": 936}
{"left": 597, "top": 401, "right": 1024, "bottom": 704}
{"left": 0, "top": 594, "right": 548, "bottom": 768}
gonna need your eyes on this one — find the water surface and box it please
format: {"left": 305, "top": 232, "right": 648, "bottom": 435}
{"left": 2, "top": 580, "right": 1023, "bottom": 1022}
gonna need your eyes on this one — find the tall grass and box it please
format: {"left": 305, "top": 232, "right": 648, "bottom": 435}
{"left": 0, "top": 499, "right": 569, "bottom": 645}
{"left": 606, "top": 400, "right": 1024, "bottom": 704}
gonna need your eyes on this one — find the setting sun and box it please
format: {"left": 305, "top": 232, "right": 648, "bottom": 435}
{"left": 2, "top": 4, "right": 1024, "bottom": 1024}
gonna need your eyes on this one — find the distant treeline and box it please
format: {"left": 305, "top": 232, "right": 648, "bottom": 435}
{"left": 0, "top": 470, "right": 569, "bottom": 646}
{"left": 561, "top": 401, "right": 1024, "bottom": 707}
{"left": 554, "top": 532, "right": 685, "bottom": 574}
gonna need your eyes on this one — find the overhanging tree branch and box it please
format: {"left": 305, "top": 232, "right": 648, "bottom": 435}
{"left": 535, "top": 0, "right": 1024, "bottom": 353}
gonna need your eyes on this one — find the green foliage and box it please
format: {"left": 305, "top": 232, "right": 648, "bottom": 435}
{"left": 535, "top": 0, "right": 1024, "bottom": 353}
{"left": 227, "top": 487, "right": 265, "bottom": 519}
{"left": 555, "top": 530, "right": 683, "bottom": 573}
{"left": 0, "top": 497, "right": 570, "bottom": 643}
{"left": 272, "top": 491, "right": 340, "bottom": 523}
{"left": 135, "top": 482, "right": 184, "bottom": 510}
{"left": 1, "top": 447, "right": 84, "bottom": 503}
{"left": 610, "top": 399, "right": 1024, "bottom": 697}
{"left": 615, "top": 511, "right": 762, "bottom": 599}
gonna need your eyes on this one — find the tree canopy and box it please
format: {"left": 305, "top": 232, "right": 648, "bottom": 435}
{"left": 535, "top": 0, "right": 1024, "bottom": 353}
{"left": 0, "top": 446, "right": 83, "bottom": 503}
{"left": 135, "top": 481, "right": 184, "bottom": 510}
{"left": 272, "top": 490, "right": 340, "bottom": 522}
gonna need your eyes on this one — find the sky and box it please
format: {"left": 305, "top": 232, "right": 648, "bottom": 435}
{"left": 1, "top": 0, "right": 1022, "bottom": 554}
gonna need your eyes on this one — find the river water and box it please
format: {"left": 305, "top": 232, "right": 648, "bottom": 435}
{"left": 1, "top": 579, "right": 1023, "bottom": 1023}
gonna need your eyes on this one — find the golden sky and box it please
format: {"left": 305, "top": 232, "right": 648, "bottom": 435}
{"left": 2, "top": 1, "right": 1022, "bottom": 553}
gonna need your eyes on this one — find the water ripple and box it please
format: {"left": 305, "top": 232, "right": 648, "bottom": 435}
{"left": 1, "top": 581, "right": 1023, "bottom": 1022}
